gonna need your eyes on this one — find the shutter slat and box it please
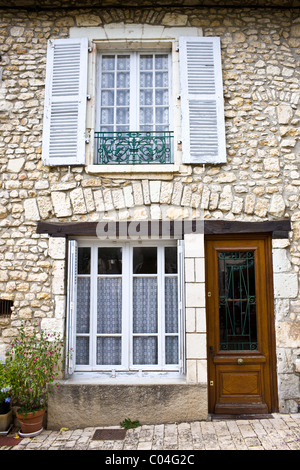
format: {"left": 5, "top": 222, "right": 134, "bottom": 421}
{"left": 42, "top": 38, "right": 88, "bottom": 166}
{"left": 179, "top": 37, "right": 226, "bottom": 164}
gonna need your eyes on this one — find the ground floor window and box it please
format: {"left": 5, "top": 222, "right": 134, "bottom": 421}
{"left": 67, "top": 240, "right": 183, "bottom": 373}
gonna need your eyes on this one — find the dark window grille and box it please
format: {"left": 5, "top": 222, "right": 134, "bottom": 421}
{"left": 0, "top": 300, "right": 13, "bottom": 317}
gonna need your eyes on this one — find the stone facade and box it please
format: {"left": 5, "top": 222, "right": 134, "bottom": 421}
{"left": 0, "top": 5, "right": 299, "bottom": 418}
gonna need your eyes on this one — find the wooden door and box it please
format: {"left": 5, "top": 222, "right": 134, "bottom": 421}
{"left": 205, "top": 235, "right": 278, "bottom": 415}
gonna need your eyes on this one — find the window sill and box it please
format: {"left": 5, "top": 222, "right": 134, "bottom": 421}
{"left": 62, "top": 372, "right": 186, "bottom": 385}
{"left": 86, "top": 163, "right": 185, "bottom": 177}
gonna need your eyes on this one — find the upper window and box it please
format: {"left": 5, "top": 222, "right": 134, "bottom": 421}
{"left": 95, "top": 51, "right": 173, "bottom": 164}
{"left": 42, "top": 27, "right": 226, "bottom": 169}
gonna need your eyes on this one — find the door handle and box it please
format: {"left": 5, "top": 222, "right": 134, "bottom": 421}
{"left": 237, "top": 358, "right": 244, "bottom": 365}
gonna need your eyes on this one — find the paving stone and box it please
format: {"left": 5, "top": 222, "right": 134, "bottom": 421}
{"left": 2, "top": 413, "right": 299, "bottom": 450}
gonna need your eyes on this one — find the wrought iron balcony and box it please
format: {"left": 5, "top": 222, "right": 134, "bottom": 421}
{"left": 95, "top": 131, "right": 173, "bottom": 165}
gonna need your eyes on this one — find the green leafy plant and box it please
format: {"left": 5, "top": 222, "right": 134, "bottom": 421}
{"left": 5, "top": 323, "right": 64, "bottom": 414}
{"left": 120, "top": 418, "right": 140, "bottom": 429}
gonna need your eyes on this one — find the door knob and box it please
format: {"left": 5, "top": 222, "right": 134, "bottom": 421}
{"left": 237, "top": 358, "right": 244, "bottom": 365}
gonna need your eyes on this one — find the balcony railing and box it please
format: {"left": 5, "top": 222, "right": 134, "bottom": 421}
{"left": 95, "top": 131, "right": 173, "bottom": 165}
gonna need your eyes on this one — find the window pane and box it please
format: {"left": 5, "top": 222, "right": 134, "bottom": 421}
{"left": 140, "top": 72, "right": 153, "bottom": 88}
{"left": 97, "top": 278, "right": 122, "bottom": 334}
{"left": 133, "top": 337, "right": 157, "bottom": 365}
{"left": 101, "top": 72, "right": 114, "bottom": 88}
{"left": 140, "top": 107, "right": 153, "bottom": 125}
{"left": 155, "top": 72, "right": 168, "bottom": 87}
{"left": 140, "top": 89, "right": 153, "bottom": 106}
{"left": 98, "top": 247, "right": 122, "bottom": 274}
{"left": 155, "top": 125, "right": 169, "bottom": 132}
{"left": 117, "top": 89, "right": 129, "bottom": 106}
{"left": 116, "top": 107, "right": 129, "bottom": 125}
{"left": 101, "top": 108, "right": 114, "bottom": 125}
{"left": 101, "top": 90, "right": 114, "bottom": 106}
{"left": 165, "top": 337, "right": 178, "bottom": 364}
{"left": 155, "top": 89, "right": 169, "bottom": 106}
{"left": 97, "top": 337, "right": 121, "bottom": 365}
{"left": 102, "top": 55, "right": 115, "bottom": 70}
{"left": 78, "top": 247, "right": 91, "bottom": 274}
{"left": 133, "top": 277, "right": 157, "bottom": 333}
{"left": 76, "top": 337, "right": 89, "bottom": 365}
{"left": 77, "top": 277, "right": 90, "bottom": 333}
{"left": 165, "top": 277, "right": 178, "bottom": 333}
{"left": 140, "top": 55, "right": 153, "bottom": 70}
{"left": 117, "top": 55, "right": 130, "bottom": 70}
{"left": 117, "top": 72, "right": 130, "bottom": 88}
{"left": 155, "top": 54, "right": 168, "bottom": 70}
{"left": 165, "top": 247, "right": 177, "bottom": 273}
{"left": 156, "top": 107, "right": 169, "bottom": 124}
{"left": 133, "top": 247, "right": 157, "bottom": 274}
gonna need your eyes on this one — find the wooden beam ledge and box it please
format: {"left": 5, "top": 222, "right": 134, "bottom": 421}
{"left": 36, "top": 219, "right": 291, "bottom": 239}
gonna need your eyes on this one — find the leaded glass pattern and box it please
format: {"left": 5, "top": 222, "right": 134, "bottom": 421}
{"left": 218, "top": 251, "right": 258, "bottom": 351}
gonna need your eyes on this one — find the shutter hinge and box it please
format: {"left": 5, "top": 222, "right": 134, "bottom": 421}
{"left": 87, "top": 94, "right": 91, "bottom": 100}
{"left": 88, "top": 46, "right": 92, "bottom": 53}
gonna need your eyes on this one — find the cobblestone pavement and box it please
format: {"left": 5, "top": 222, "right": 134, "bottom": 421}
{"left": 1, "top": 413, "right": 299, "bottom": 451}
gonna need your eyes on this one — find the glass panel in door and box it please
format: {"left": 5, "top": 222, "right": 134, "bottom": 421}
{"left": 218, "top": 251, "right": 258, "bottom": 351}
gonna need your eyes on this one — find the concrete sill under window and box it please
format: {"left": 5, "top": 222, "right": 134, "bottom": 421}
{"left": 86, "top": 163, "right": 181, "bottom": 175}
{"left": 61, "top": 372, "right": 186, "bottom": 385}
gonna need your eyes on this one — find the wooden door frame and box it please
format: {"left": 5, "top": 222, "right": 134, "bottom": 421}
{"left": 205, "top": 233, "right": 279, "bottom": 415}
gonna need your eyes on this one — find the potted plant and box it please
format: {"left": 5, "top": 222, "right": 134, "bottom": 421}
{"left": 5, "top": 323, "right": 64, "bottom": 436}
{"left": 0, "top": 364, "right": 12, "bottom": 434}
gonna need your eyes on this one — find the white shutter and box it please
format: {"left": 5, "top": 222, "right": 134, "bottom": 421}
{"left": 177, "top": 239, "right": 185, "bottom": 375}
{"left": 179, "top": 37, "right": 226, "bottom": 164}
{"left": 65, "top": 239, "right": 78, "bottom": 376}
{"left": 42, "top": 38, "right": 88, "bottom": 166}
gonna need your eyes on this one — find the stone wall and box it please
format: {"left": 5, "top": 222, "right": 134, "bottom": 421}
{"left": 0, "top": 6, "right": 299, "bottom": 411}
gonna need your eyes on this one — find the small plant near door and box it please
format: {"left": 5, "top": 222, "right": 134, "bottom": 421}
{"left": 120, "top": 418, "right": 140, "bottom": 429}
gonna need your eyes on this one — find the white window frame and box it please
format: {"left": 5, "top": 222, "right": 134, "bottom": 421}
{"left": 71, "top": 239, "right": 183, "bottom": 375}
{"left": 69, "top": 24, "right": 203, "bottom": 174}
{"left": 43, "top": 26, "right": 226, "bottom": 171}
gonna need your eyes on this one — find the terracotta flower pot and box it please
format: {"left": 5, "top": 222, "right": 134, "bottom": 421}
{"left": 16, "top": 408, "right": 45, "bottom": 436}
